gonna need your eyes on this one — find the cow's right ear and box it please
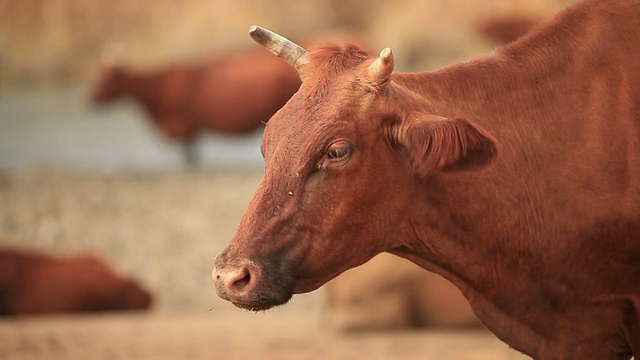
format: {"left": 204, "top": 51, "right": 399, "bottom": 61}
{"left": 398, "top": 115, "right": 498, "bottom": 176}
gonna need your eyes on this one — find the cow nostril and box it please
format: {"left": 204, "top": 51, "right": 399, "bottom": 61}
{"left": 230, "top": 269, "right": 251, "bottom": 293}
{"left": 213, "top": 262, "right": 258, "bottom": 300}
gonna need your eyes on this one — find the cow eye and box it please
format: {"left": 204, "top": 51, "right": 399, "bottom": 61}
{"left": 316, "top": 141, "right": 353, "bottom": 172}
{"left": 326, "top": 141, "right": 352, "bottom": 161}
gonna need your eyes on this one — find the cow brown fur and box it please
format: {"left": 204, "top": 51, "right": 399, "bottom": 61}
{"left": 0, "top": 247, "right": 152, "bottom": 316}
{"left": 91, "top": 49, "right": 301, "bottom": 164}
{"left": 213, "top": 0, "right": 640, "bottom": 358}
{"left": 325, "top": 253, "right": 478, "bottom": 331}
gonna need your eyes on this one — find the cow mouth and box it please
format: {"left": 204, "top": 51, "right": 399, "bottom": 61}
{"left": 212, "top": 251, "right": 298, "bottom": 311}
{"left": 230, "top": 294, "right": 292, "bottom": 312}
{"left": 232, "top": 301, "right": 278, "bottom": 312}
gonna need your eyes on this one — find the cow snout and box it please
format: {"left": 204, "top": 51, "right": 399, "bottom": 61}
{"left": 212, "top": 250, "right": 295, "bottom": 311}
{"left": 214, "top": 266, "right": 253, "bottom": 297}
{"left": 212, "top": 256, "right": 259, "bottom": 306}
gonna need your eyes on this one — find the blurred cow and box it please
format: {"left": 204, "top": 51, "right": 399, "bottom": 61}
{"left": 0, "top": 247, "right": 152, "bottom": 316}
{"left": 90, "top": 49, "right": 301, "bottom": 165}
{"left": 325, "top": 253, "right": 479, "bottom": 331}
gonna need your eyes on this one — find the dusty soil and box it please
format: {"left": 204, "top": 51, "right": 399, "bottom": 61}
{"left": 0, "top": 168, "right": 529, "bottom": 359}
{"left": 0, "top": 310, "right": 528, "bottom": 360}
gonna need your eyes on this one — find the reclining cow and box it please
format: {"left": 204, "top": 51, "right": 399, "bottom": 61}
{"left": 0, "top": 247, "right": 152, "bottom": 316}
{"left": 212, "top": 0, "right": 640, "bottom": 358}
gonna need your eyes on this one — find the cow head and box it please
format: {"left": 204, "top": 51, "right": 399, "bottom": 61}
{"left": 90, "top": 64, "right": 126, "bottom": 104}
{"left": 212, "top": 26, "right": 497, "bottom": 311}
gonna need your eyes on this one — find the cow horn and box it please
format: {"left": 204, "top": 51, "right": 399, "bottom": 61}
{"left": 368, "top": 47, "right": 394, "bottom": 85}
{"left": 249, "top": 25, "right": 309, "bottom": 73}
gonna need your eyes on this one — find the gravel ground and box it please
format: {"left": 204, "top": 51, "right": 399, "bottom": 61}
{"left": 0, "top": 168, "right": 528, "bottom": 359}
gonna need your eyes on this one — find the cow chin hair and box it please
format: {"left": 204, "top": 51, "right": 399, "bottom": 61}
{"left": 237, "top": 294, "right": 293, "bottom": 313}
{"left": 233, "top": 288, "right": 294, "bottom": 313}
{"left": 247, "top": 258, "right": 297, "bottom": 311}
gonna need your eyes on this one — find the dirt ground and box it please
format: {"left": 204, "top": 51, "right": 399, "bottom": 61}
{"left": 0, "top": 168, "right": 529, "bottom": 359}
{"left": 0, "top": 310, "right": 528, "bottom": 360}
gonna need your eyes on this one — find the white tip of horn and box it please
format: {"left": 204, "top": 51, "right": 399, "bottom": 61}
{"left": 248, "top": 25, "right": 309, "bottom": 73}
{"left": 379, "top": 47, "right": 393, "bottom": 64}
{"left": 368, "top": 47, "right": 394, "bottom": 85}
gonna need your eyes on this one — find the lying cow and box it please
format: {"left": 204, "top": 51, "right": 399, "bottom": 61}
{"left": 212, "top": 0, "right": 640, "bottom": 358}
{"left": 91, "top": 49, "right": 301, "bottom": 165}
{"left": 325, "top": 253, "right": 478, "bottom": 331}
{"left": 0, "top": 247, "right": 152, "bottom": 315}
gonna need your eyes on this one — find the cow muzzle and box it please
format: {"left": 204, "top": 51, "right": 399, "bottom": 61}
{"left": 212, "top": 252, "right": 293, "bottom": 311}
{"left": 212, "top": 255, "right": 258, "bottom": 306}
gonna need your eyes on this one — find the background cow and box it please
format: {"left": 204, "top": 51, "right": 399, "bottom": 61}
{"left": 325, "top": 253, "right": 479, "bottom": 331}
{"left": 0, "top": 247, "right": 152, "bottom": 316}
{"left": 91, "top": 49, "right": 301, "bottom": 165}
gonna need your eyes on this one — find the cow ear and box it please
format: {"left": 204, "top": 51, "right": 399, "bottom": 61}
{"left": 400, "top": 116, "right": 498, "bottom": 176}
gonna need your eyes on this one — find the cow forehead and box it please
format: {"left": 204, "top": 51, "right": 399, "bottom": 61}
{"left": 264, "top": 72, "right": 375, "bottom": 138}
{"left": 261, "top": 46, "right": 387, "bottom": 164}
{"left": 262, "top": 95, "right": 355, "bottom": 166}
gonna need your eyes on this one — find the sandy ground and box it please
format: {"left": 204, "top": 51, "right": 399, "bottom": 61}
{"left": 0, "top": 168, "right": 529, "bottom": 359}
{"left": 0, "top": 310, "right": 528, "bottom": 360}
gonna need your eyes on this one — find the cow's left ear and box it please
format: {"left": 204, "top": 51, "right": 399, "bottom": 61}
{"left": 399, "top": 116, "right": 498, "bottom": 176}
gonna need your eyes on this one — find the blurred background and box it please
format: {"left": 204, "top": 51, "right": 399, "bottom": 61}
{"left": 0, "top": 0, "right": 575, "bottom": 359}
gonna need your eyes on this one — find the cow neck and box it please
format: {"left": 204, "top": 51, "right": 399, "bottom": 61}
{"left": 386, "top": 6, "right": 640, "bottom": 356}
{"left": 391, "top": 41, "right": 576, "bottom": 128}
{"left": 118, "top": 69, "right": 165, "bottom": 115}
{"left": 385, "top": 15, "right": 594, "bottom": 358}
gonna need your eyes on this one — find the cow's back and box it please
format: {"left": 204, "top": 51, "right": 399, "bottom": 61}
{"left": 187, "top": 51, "right": 301, "bottom": 133}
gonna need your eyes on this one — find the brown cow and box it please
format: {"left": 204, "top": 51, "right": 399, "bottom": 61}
{"left": 91, "top": 49, "right": 301, "bottom": 165}
{"left": 325, "top": 253, "right": 478, "bottom": 331}
{"left": 0, "top": 247, "right": 152, "bottom": 316}
{"left": 212, "top": 0, "right": 640, "bottom": 358}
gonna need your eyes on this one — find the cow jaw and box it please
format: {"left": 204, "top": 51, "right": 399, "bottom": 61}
{"left": 211, "top": 243, "right": 340, "bottom": 311}
{"left": 211, "top": 168, "right": 389, "bottom": 311}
